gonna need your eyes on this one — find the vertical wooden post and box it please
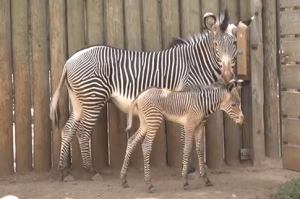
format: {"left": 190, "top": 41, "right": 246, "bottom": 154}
{"left": 161, "top": 0, "right": 181, "bottom": 168}
{"left": 31, "top": 0, "right": 51, "bottom": 171}
{"left": 12, "top": 0, "right": 32, "bottom": 174}
{"left": 262, "top": 0, "right": 279, "bottom": 158}
{"left": 180, "top": 0, "right": 202, "bottom": 170}
{"left": 105, "top": 0, "right": 127, "bottom": 168}
{"left": 249, "top": 0, "right": 265, "bottom": 165}
{"left": 142, "top": 0, "right": 167, "bottom": 167}
{"left": 239, "top": 0, "right": 252, "bottom": 157}
{"left": 49, "top": 0, "right": 69, "bottom": 169}
{"left": 220, "top": 0, "right": 243, "bottom": 166}
{"left": 0, "top": 0, "right": 14, "bottom": 176}
{"left": 67, "top": 0, "right": 85, "bottom": 171}
{"left": 201, "top": 0, "right": 225, "bottom": 169}
{"left": 124, "top": 0, "right": 143, "bottom": 169}
{"left": 86, "top": 0, "right": 108, "bottom": 170}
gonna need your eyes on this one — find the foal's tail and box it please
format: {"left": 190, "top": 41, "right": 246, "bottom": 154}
{"left": 126, "top": 98, "right": 139, "bottom": 132}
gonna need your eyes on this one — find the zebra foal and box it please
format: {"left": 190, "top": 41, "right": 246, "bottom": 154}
{"left": 121, "top": 78, "right": 244, "bottom": 192}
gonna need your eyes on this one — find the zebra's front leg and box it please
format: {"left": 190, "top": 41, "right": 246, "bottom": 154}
{"left": 182, "top": 127, "right": 194, "bottom": 190}
{"left": 194, "top": 124, "right": 212, "bottom": 186}
{"left": 77, "top": 130, "right": 102, "bottom": 181}
{"left": 120, "top": 128, "right": 145, "bottom": 188}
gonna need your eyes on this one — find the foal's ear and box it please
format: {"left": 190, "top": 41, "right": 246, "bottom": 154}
{"left": 227, "top": 79, "right": 237, "bottom": 92}
{"left": 203, "top": 12, "right": 217, "bottom": 32}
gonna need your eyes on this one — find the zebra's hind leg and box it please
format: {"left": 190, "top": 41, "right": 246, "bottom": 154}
{"left": 77, "top": 109, "right": 104, "bottom": 181}
{"left": 194, "top": 124, "right": 213, "bottom": 187}
{"left": 58, "top": 113, "right": 78, "bottom": 181}
{"left": 120, "top": 128, "right": 146, "bottom": 188}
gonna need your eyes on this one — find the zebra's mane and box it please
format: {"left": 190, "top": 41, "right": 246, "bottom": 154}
{"left": 168, "top": 32, "right": 210, "bottom": 48}
{"left": 184, "top": 78, "right": 227, "bottom": 92}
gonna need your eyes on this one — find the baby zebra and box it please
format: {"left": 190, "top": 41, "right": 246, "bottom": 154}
{"left": 120, "top": 78, "right": 244, "bottom": 192}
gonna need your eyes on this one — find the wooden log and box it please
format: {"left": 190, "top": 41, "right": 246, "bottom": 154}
{"left": 124, "top": 0, "right": 143, "bottom": 169}
{"left": 181, "top": 0, "right": 202, "bottom": 170}
{"left": 12, "top": 0, "right": 32, "bottom": 174}
{"left": 201, "top": 0, "right": 225, "bottom": 169}
{"left": 160, "top": 0, "right": 181, "bottom": 168}
{"left": 239, "top": 0, "right": 252, "bottom": 153}
{"left": 249, "top": 0, "right": 265, "bottom": 165}
{"left": 220, "top": 0, "right": 243, "bottom": 166}
{"left": 181, "top": 0, "right": 201, "bottom": 36}
{"left": 67, "top": 0, "right": 85, "bottom": 171}
{"left": 262, "top": 0, "right": 279, "bottom": 158}
{"left": 142, "top": 0, "right": 167, "bottom": 167}
{"left": 86, "top": 0, "right": 108, "bottom": 170}
{"left": 0, "top": 0, "right": 14, "bottom": 176}
{"left": 105, "top": 0, "right": 127, "bottom": 168}
{"left": 49, "top": 0, "right": 69, "bottom": 169}
{"left": 31, "top": 0, "right": 51, "bottom": 171}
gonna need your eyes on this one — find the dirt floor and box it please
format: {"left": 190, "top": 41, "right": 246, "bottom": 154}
{"left": 0, "top": 158, "right": 299, "bottom": 199}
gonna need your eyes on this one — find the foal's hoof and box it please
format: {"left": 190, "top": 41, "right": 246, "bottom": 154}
{"left": 63, "top": 175, "right": 75, "bottom": 182}
{"left": 122, "top": 181, "right": 130, "bottom": 188}
{"left": 206, "top": 180, "right": 213, "bottom": 187}
{"left": 148, "top": 185, "right": 157, "bottom": 193}
{"left": 91, "top": 173, "right": 103, "bottom": 181}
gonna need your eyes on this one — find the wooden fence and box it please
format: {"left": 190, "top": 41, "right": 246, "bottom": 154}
{"left": 0, "top": 0, "right": 280, "bottom": 176}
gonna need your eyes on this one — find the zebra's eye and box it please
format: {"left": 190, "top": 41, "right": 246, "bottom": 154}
{"left": 231, "top": 103, "right": 237, "bottom": 107}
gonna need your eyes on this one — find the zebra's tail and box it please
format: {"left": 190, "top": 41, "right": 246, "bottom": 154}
{"left": 126, "top": 98, "right": 138, "bottom": 132}
{"left": 50, "top": 66, "right": 67, "bottom": 125}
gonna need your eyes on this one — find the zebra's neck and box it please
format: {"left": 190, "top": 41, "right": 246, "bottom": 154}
{"left": 196, "top": 87, "right": 226, "bottom": 116}
{"left": 185, "top": 32, "right": 222, "bottom": 87}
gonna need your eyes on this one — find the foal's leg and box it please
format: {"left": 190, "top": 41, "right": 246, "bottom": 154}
{"left": 141, "top": 113, "right": 163, "bottom": 193}
{"left": 181, "top": 125, "right": 196, "bottom": 174}
{"left": 194, "top": 124, "right": 213, "bottom": 186}
{"left": 182, "top": 125, "right": 195, "bottom": 190}
{"left": 120, "top": 128, "right": 146, "bottom": 188}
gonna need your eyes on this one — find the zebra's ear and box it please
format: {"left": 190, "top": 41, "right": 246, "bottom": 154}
{"left": 227, "top": 79, "right": 237, "bottom": 92}
{"left": 235, "top": 16, "right": 254, "bottom": 28}
{"left": 204, "top": 12, "right": 217, "bottom": 32}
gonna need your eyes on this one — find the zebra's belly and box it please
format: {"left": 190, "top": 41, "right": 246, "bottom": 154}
{"left": 109, "top": 93, "right": 134, "bottom": 113}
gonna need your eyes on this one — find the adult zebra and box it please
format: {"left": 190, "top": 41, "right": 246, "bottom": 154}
{"left": 50, "top": 10, "right": 252, "bottom": 181}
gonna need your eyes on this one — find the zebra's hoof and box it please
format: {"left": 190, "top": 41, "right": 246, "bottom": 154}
{"left": 183, "top": 182, "right": 189, "bottom": 190}
{"left": 91, "top": 173, "right": 103, "bottom": 181}
{"left": 63, "top": 175, "right": 75, "bottom": 182}
{"left": 206, "top": 181, "right": 213, "bottom": 187}
{"left": 187, "top": 166, "right": 196, "bottom": 174}
{"left": 148, "top": 185, "right": 157, "bottom": 193}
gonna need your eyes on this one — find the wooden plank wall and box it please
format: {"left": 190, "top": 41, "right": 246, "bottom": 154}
{"left": 279, "top": 0, "right": 300, "bottom": 172}
{"left": 0, "top": 0, "right": 277, "bottom": 176}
